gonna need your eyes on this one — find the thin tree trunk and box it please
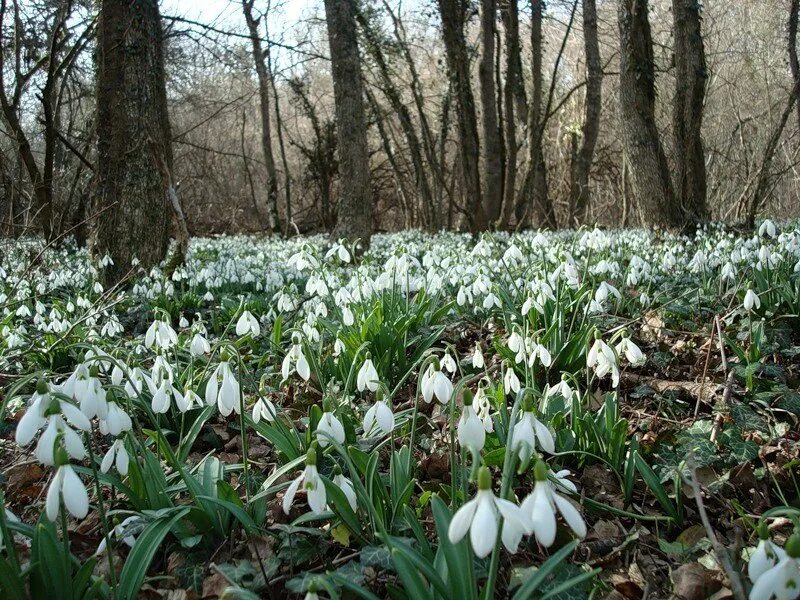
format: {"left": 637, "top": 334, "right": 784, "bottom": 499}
{"left": 356, "top": 6, "right": 433, "bottom": 224}
{"left": 672, "top": 0, "right": 708, "bottom": 223}
{"left": 519, "top": 0, "right": 556, "bottom": 229}
{"left": 568, "top": 0, "right": 603, "bottom": 225}
{"left": 479, "top": 0, "right": 503, "bottom": 223}
{"left": 437, "top": 0, "right": 487, "bottom": 232}
{"left": 324, "top": 0, "right": 373, "bottom": 245}
{"left": 617, "top": 0, "right": 681, "bottom": 228}
{"left": 499, "top": 0, "right": 521, "bottom": 229}
{"left": 93, "top": 0, "right": 172, "bottom": 283}
{"left": 790, "top": 0, "right": 800, "bottom": 136}
{"left": 243, "top": 0, "right": 280, "bottom": 233}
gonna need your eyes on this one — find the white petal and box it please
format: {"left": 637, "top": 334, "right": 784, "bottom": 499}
{"left": 46, "top": 468, "right": 65, "bottom": 521}
{"left": 533, "top": 418, "right": 556, "bottom": 454}
{"left": 552, "top": 493, "right": 587, "bottom": 539}
{"left": 448, "top": 498, "right": 478, "bottom": 545}
{"left": 306, "top": 474, "right": 327, "bottom": 514}
{"left": 528, "top": 485, "right": 556, "bottom": 547}
{"left": 283, "top": 474, "right": 303, "bottom": 515}
{"left": 62, "top": 466, "right": 89, "bottom": 519}
{"left": 470, "top": 495, "right": 498, "bottom": 558}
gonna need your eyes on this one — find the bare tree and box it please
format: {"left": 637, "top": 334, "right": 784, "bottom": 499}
{"left": 437, "top": 0, "right": 487, "bottom": 231}
{"left": 479, "top": 0, "right": 503, "bottom": 223}
{"left": 520, "top": 0, "right": 556, "bottom": 229}
{"left": 499, "top": 0, "right": 522, "bottom": 229}
{"left": 568, "top": 0, "right": 603, "bottom": 225}
{"left": 324, "top": 0, "right": 373, "bottom": 245}
{"left": 242, "top": 0, "right": 280, "bottom": 232}
{"left": 617, "top": 0, "right": 682, "bottom": 228}
{"left": 672, "top": 0, "right": 708, "bottom": 222}
{"left": 93, "top": 0, "right": 174, "bottom": 282}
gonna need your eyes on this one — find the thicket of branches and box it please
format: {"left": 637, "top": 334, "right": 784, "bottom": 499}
{"left": 1, "top": 0, "right": 799, "bottom": 244}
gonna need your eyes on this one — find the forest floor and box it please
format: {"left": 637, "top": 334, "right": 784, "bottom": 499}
{"left": 0, "top": 225, "right": 799, "bottom": 599}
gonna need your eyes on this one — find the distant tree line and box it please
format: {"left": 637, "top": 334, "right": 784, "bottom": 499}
{"left": 1, "top": 0, "right": 799, "bottom": 281}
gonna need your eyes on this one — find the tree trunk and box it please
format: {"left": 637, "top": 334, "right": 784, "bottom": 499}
{"left": 518, "top": 0, "right": 555, "bottom": 229}
{"left": 437, "top": 0, "right": 487, "bottom": 232}
{"left": 499, "top": 0, "right": 522, "bottom": 229}
{"left": 356, "top": 6, "right": 433, "bottom": 226}
{"left": 568, "top": 0, "right": 603, "bottom": 225}
{"left": 617, "top": 0, "right": 682, "bottom": 228}
{"left": 93, "top": 0, "right": 172, "bottom": 284}
{"left": 789, "top": 0, "right": 800, "bottom": 137}
{"left": 479, "top": 0, "right": 503, "bottom": 223}
{"left": 242, "top": 0, "right": 280, "bottom": 233}
{"left": 672, "top": 0, "right": 708, "bottom": 222}
{"left": 324, "top": 0, "right": 373, "bottom": 246}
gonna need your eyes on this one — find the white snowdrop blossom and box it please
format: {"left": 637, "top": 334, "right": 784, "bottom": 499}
{"left": 282, "top": 336, "right": 311, "bottom": 381}
{"left": 448, "top": 467, "right": 529, "bottom": 558}
{"left": 503, "top": 363, "right": 520, "bottom": 396}
{"left": 363, "top": 399, "right": 395, "bottom": 436}
{"left": 333, "top": 469, "right": 358, "bottom": 512}
{"left": 235, "top": 310, "right": 261, "bottom": 337}
{"left": 587, "top": 337, "right": 620, "bottom": 388}
{"left": 316, "top": 403, "right": 345, "bottom": 448}
{"left": 615, "top": 336, "right": 645, "bottom": 366}
{"left": 144, "top": 318, "right": 177, "bottom": 350}
{"left": 471, "top": 344, "right": 485, "bottom": 369}
{"left": 356, "top": 356, "right": 380, "bottom": 392}
{"left": 748, "top": 534, "right": 800, "bottom": 600}
{"left": 100, "top": 439, "right": 129, "bottom": 476}
{"left": 189, "top": 333, "right": 210, "bottom": 356}
{"left": 749, "top": 528, "right": 787, "bottom": 584}
{"left": 421, "top": 361, "right": 453, "bottom": 404}
{"left": 46, "top": 464, "right": 89, "bottom": 521}
{"left": 744, "top": 288, "right": 761, "bottom": 312}
{"left": 520, "top": 461, "right": 587, "bottom": 548}
{"left": 457, "top": 393, "right": 486, "bottom": 453}
{"left": 510, "top": 406, "right": 555, "bottom": 461}
{"left": 283, "top": 448, "right": 326, "bottom": 515}
{"left": 252, "top": 396, "right": 277, "bottom": 423}
{"left": 205, "top": 359, "right": 241, "bottom": 416}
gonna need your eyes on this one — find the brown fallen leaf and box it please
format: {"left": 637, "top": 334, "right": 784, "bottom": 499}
{"left": 670, "top": 563, "right": 722, "bottom": 600}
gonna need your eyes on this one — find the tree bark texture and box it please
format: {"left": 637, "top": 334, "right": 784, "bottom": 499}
{"left": 568, "top": 0, "right": 603, "bottom": 225}
{"left": 93, "top": 0, "right": 173, "bottom": 283}
{"left": 672, "top": 0, "right": 708, "bottom": 222}
{"left": 437, "top": 0, "right": 487, "bottom": 231}
{"left": 479, "top": 0, "right": 503, "bottom": 223}
{"left": 324, "top": 0, "right": 373, "bottom": 246}
{"left": 617, "top": 0, "right": 682, "bottom": 228}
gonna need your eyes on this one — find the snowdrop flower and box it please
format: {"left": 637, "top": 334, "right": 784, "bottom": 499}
{"left": 471, "top": 344, "right": 485, "bottom": 369}
{"left": 316, "top": 401, "right": 345, "bottom": 448}
{"left": 421, "top": 360, "right": 453, "bottom": 404}
{"left": 615, "top": 335, "right": 645, "bottom": 366}
{"left": 510, "top": 403, "right": 555, "bottom": 462}
{"left": 235, "top": 310, "right": 260, "bottom": 337}
{"left": 363, "top": 396, "right": 394, "bottom": 436}
{"left": 333, "top": 467, "right": 358, "bottom": 512}
{"left": 503, "top": 363, "right": 520, "bottom": 396}
{"left": 472, "top": 387, "right": 494, "bottom": 433}
{"left": 356, "top": 355, "right": 380, "bottom": 393}
{"left": 100, "top": 439, "right": 129, "bottom": 476}
{"left": 283, "top": 447, "right": 326, "bottom": 515}
{"left": 16, "top": 381, "right": 90, "bottom": 449}
{"left": 96, "top": 515, "right": 142, "bottom": 555}
{"left": 205, "top": 357, "right": 240, "bottom": 416}
{"left": 759, "top": 219, "right": 777, "bottom": 239}
{"left": 544, "top": 376, "right": 577, "bottom": 405}
{"left": 482, "top": 291, "right": 501, "bottom": 310}
{"left": 744, "top": 288, "right": 761, "bottom": 312}
{"left": 507, "top": 331, "right": 525, "bottom": 363}
{"left": 749, "top": 534, "right": 800, "bottom": 600}
{"left": 102, "top": 401, "right": 133, "bottom": 436}
{"left": 528, "top": 342, "right": 552, "bottom": 368}
{"left": 325, "top": 241, "right": 351, "bottom": 263}
{"left": 252, "top": 396, "right": 277, "bottom": 424}
{"left": 144, "top": 317, "right": 177, "bottom": 350}
{"left": 189, "top": 333, "right": 210, "bottom": 356}
{"left": 749, "top": 525, "right": 787, "bottom": 583}
{"left": 441, "top": 352, "right": 457, "bottom": 374}
{"left": 520, "top": 461, "right": 587, "bottom": 548}
{"left": 282, "top": 336, "right": 311, "bottom": 381}
{"left": 457, "top": 390, "right": 485, "bottom": 453}
{"left": 448, "top": 467, "right": 529, "bottom": 558}
{"left": 587, "top": 337, "right": 620, "bottom": 388}
{"left": 46, "top": 463, "right": 89, "bottom": 521}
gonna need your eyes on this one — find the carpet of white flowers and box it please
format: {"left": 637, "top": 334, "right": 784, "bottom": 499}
{"left": 1, "top": 223, "right": 799, "bottom": 599}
